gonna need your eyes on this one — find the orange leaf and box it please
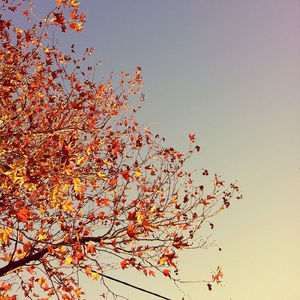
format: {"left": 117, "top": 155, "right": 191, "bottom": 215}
{"left": 23, "top": 241, "right": 31, "bottom": 252}
{"left": 86, "top": 244, "right": 96, "bottom": 254}
{"left": 113, "top": 146, "right": 120, "bottom": 155}
{"left": 98, "top": 212, "right": 105, "bottom": 219}
{"left": 17, "top": 208, "right": 29, "bottom": 222}
{"left": 120, "top": 259, "right": 128, "bottom": 270}
{"left": 85, "top": 266, "right": 91, "bottom": 276}
{"left": 75, "top": 287, "right": 83, "bottom": 297}
{"left": 163, "top": 269, "right": 170, "bottom": 278}
{"left": 110, "top": 179, "right": 117, "bottom": 186}
{"left": 26, "top": 267, "right": 35, "bottom": 274}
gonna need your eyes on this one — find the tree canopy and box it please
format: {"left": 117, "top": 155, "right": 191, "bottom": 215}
{"left": 0, "top": 1, "right": 241, "bottom": 299}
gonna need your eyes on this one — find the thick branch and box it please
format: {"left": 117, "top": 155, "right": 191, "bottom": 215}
{"left": 0, "top": 234, "right": 105, "bottom": 277}
{"left": 0, "top": 248, "right": 48, "bottom": 277}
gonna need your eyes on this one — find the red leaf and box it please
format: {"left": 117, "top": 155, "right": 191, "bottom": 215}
{"left": 189, "top": 134, "right": 195, "bottom": 142}
{"left": 113, "top": 146, "right": 120, "bottom": 155}
{"left": 98, "top": 84, "right": 104, "bottom": 94}
{"left": 122, "top": 170, "right": 130, "bottom": 182}
{"left": 120, "top": 259, "right": 128, "bottom": 270}
{"left": 98, "top": 212, "right": 105, "bottom": 219}
{"left": 110, "top": 179, "right": 117, "bottom": 186}
{"left": 127, "top": 225, "right": 139, "bottom": 240}
{"left": 102, "top": 198, "right": 110, "bottom": 207}
{"left": 163, "top": 269, "right": 170, "bottom": 278}
{"left": 88, "top": 213, "right": 95, "bottom": 221}
{"left": 76, "top": 253, "right": 85, "bottom": 261}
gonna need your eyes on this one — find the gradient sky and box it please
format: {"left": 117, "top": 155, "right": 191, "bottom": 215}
{"left": 41, "top": 1, "right": 300, "bottom": 299}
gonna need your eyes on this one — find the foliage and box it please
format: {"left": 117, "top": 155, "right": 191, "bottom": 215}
{"left": 0, "top": 1, "right": 241, "bottom": 299}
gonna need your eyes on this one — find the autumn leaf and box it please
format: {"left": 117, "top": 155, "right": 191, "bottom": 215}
{"left": 86, "top": 244, "right": 96, "bottom": 255}
{"left": 97, "top": 172, "right": 108, "bottom": 180}
{"left": 69, "top": 0, "right": 80, "bottom": 8}
{"left": 74, "top": 177, "right": 81, "bottom": 192}
{"left": 92, "top": 272, "right": 99, "bottom": 280}
{"left": 163, "top": 269, "right": 171, "bottom": 278}
{"left": 127, "top": 225, "right": 139, "bottom": 240}
{"left": 76, "top": 253, "right": 85, "bottom": 261}
{"left": 16, "top": 208, "right": 29, "bottom": 222}
{"left": 69, "top": 21, "right": 83, "bottom": 32}
{"left": 212, "top": 266, "right": 223, "bottom": 283}
{"left": 63, "top": 199, "right": 74, "bottom": 212}
{"left": 75, "top": 287, "right": 83, "bottom": 297}
{"left": 113, "top": 146, "right": 120, "bottom": 155}
{"left": 120, "top": 259, "right": 129, "bottom": 270}
{"left": 110, "top": 179, "right": 117, "bottom": 186}
{"left": 101, "top": 198, "right": 110, "bottom": 207}
{"left": 135, "top": 169, "right": 142, "bottom": 178}
{"left": 23, "top": 241, "right": 31, "bottom": 252}
{"left": 26, "top": 267, "right": 35, "bottom": 274}
{"left": 85, "top": 266, "right": 92, "bottom": 276}
{"left": 38, "top": 229, "right": 47, "bottom": 241}
{"left": 65, "top": 256, "right": 74, "bottom": 267}
{"left": 188, "top": 133, "right": 195, "bottom": 142}
{"left": 0, "top": 228, "right": 12, "bottom": 246}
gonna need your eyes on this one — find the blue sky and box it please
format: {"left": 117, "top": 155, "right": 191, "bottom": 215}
{"left": 42, "top": 1, "right": 300, "bottom": 299}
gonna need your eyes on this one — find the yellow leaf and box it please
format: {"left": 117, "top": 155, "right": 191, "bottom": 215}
{"left": 92, "top": 272, "right": 99, "bottom": 280}
{"left": 75, "top": 288, "right": 83, "bottom": 297}
{"left": 76, "top": 156, "right": 85, "bottom": 166}
{"left": 38, "top": 230, "right": 46, "bottom": 241}
{"left": 137, "top": 214, "right": 143, "bottom": 224}
{"left": 65, "top": 256, "right": 74, "bottom": 267}
{"left": 0, "top": 227, "right": 13, "bottom": 246}
{"left": 60, "top": 246, "right": 66, "bottom": 254}
{"left": 87, "top": 146, "right": 91, "bottom": 155}
{"left": 150, "top": 205, "right": 155, "bottom": 212}
{"left": 97, "top": 172, "right": 107, "bottom": 180}
{"left": 74, "top": 177, "right": 81, "bottom": 192}
{"left": 26, "top": 183, "right": 37, "bottom": 191}
{"left": 39, "top": 204, "right": 45, "bottom": 214}
{"left": 69, "top": 0, "right": 80, "bottom": 7}
{"left": 14, "top": 28, "right": 23, "bottom": 34}
{"left": 63, "top": 199, "right": 74, "bottom": 212}
{"left": 135, "top": 169, "right": 142, "bottom": 177}
{"left": 38, "top": 276, "right": 46, "bottom": 286}
{"left": 65, "top": 168, "right": 72, "bottom": 175}
{"left": 62, "top": 184, "right": 69, "bottom": 191}
{"left": 160, "top": 257, "right": 167, "bottom": 265}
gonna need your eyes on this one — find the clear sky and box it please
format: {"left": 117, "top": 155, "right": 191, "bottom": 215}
{"left": 44, "top": 1, "right": 299, "bottom": 299}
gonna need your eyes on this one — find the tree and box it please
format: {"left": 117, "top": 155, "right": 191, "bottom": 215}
{"left": 0, "top": 1, "right": 241, "bottom": 299}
